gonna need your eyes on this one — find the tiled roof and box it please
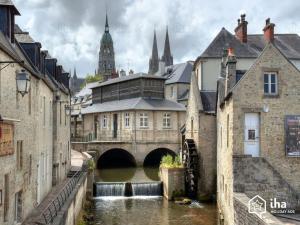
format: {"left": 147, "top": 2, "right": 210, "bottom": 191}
{"left": 200, "top": 91, "right": 216, "bottom": 113}
{"left": 200, "top": 28, "right": 300, "bottom": 59}
{"left": 0, "top": 0, "right": 20, "bottom": 15}
{"left": 163, "top": 61, "right": 193, "bottom": 84}
{"left": 81, "top": 97, "right": 186, "bottom": 114}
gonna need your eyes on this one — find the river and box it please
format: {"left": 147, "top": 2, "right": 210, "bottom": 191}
{"left": 90, "top": 167, "right": 217, "bottom": 225}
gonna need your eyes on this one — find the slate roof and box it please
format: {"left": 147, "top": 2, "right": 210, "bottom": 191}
{"left": 178, "top": 89, "right": 189, "bottom": 101}
{"left": 163, "top": 61, "right": 193, "bottom": 84}
{"left": 200, "top": 28, "right": 300, "bottom": 60}
{"left": 200, "top": 91, "right": 216, "bottom": 113}
{"left": 91, "top": 73, "right": 165, "bottom": 88}
{"left": 0, "top": 0, "right": 20, "bottom": 15}
{"left": 81, "top": 97, "right": 186, "bottom": 114}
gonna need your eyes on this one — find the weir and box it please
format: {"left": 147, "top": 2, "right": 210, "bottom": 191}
{"left": 93, "top": 181, "right": 163, "bottom": 197}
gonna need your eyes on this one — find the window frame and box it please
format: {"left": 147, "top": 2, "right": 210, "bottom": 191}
{"left": 139, "top": 113, "right": 148, "bottom": 128}
{"left": 163, "top": 113, "right": 171, "bottom": 129}
{"left": 102, "top": 115, "right": 107, "bottom": 128}
{"left": 264, "top": 72, "right": 278, "bottom": 95}
{"left": 124, "top": 112, "right": 130, "bottom": 128}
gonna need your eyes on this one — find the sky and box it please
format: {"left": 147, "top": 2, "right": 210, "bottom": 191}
{"left": 13, "top": 0, "right": 300, "bottom": 78}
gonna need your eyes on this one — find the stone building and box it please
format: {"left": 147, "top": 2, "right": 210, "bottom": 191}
{"left": 162, "top": 61, "right": 193, "bottom": 106}
{"left": 69, "top": 68, "right": 85, "bottom": 95}
{"left": 72, "top": 73, "right": 186, "bottom": 166}
{"left": 98, "top": 13, "right": 118, "bottom": 81}
{"left": 0, "top": 1, "right": 70, "bottom": 224}
{"left": 194, "top": 14, "right": 300, "bottom": 91}
{"left": 217, "top": 41, "right": 300, "bottom": 225}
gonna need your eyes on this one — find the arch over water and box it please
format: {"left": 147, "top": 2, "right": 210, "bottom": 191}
{"left": 143, "top": 148, "right": 177, "bottom": 168}
{"left": 97, "top": 148, "right": 137, "bottom": 169}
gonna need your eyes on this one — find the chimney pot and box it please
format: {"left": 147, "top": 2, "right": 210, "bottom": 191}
{"left": 263, "top": 18, "right": 275, "bottom": 43}
{"left": 234, "top": 14, "right": 248, "bottom": 43}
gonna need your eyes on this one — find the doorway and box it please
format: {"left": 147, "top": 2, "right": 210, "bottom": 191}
{"left": 244, "top": 113, "right": 260, "bottom": 157}
{"left": 113, "top": 114, "right": 118, "bottom": 138}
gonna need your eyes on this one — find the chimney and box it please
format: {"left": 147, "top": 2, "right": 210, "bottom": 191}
{"left": 263, "top": 18, "right": 275, "bottom": 43}
{"left": 220, "top": 48, "right": 228, "bottom": 78}
{"left": 225, "top": 47, "right": 237, "bottom": 95}
{"left": 234, "top": 14, "right": 248, "bottom": 43}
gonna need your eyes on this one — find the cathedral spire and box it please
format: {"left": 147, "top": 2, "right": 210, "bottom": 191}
{"left": 161, "top": 26, "right": 173, "bottom": 66}
{"left": 148, "top": 30, "right": 159, "bottom": 74}
{"left": 105, "top": 13, "right": 109, "bottom": 33}
{"left": 73, "top": 67, "right": 77, "bottom": 79}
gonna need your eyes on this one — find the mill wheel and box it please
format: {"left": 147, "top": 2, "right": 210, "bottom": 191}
{"left": 182, "top": 139, "right": 199, "bottom": 198}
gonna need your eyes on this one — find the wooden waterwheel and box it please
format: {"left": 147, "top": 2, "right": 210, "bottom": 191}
{"left": 182, "top": 139, "right": 199, "bottom": 199}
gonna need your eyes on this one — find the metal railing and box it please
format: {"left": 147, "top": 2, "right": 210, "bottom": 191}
{"left": 40, "top": 165, "right": 87, "bottom": 224}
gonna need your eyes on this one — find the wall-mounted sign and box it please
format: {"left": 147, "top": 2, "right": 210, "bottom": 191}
{"left": 0, "top": 122, "right": 14, "bottom": 156}
{"left": 285, "top": 115, "right": 300, "bottom": 157}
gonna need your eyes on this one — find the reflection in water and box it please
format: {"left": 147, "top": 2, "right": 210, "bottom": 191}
{"left": 92, "top": 197, "right": 217, "bottom": 225}
{"left": 94, "top": 167, "right": 159, "bottom": 182}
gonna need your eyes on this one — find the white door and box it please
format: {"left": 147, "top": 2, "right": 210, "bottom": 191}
{"left": 244, "top": 113, "right": 260, "bottom": 157}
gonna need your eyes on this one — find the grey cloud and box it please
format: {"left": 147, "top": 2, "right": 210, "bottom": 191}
{"left": 13, "top": 0, "right": 300, "bottom": 77}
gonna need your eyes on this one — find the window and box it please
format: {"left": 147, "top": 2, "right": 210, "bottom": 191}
{"left": 248, "top": 130, "right": 256, "bottom": 140}
{"left": 227, "top": 114, "right": 229, "bottom": 148}
{"left": 4, "top": 174, "right": 9, "bottom": 222}
{"left": 163, "top": 113, "right": 171, "bottom": 128}
{"left": 59, "top": 102, "right": 62, "bottom": 125}
{"left": 15, "top": 190, "right": 22, "bottom": 223}
{"left": 103, "top": 115, "right": 107, "bottom": 128}
{"left": 264, "top": 73, "right": 277, "bottom": 95}
{"left": 170, "top": 86, "right": 174, "bottom": 98}
{"left": 17, "top": 140, "right": 23, "bottom": 170}
{"left": 140, "top": 113, "right": 148, "bottom": 128}
{"left": 43, "top": 96, "right": 46, "bottom": 126}
{"left": 125, "top": 113, "right": 130, "bottom": 128}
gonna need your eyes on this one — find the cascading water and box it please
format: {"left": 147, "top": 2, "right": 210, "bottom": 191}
{"left": 93, "top": 182, "right": 163, "bottom": 197}
{"left": 94, "top": 182, "right": 126, "bottom": 196}
{"left": 132, "top": 182, "right": 162, "bottom": 196}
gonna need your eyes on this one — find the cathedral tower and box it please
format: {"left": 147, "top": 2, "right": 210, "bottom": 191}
{"left": 148, "top": 30, "right": 159, "bottom": 74}
{"left": 161, "top": 27, "right": 173, "bottom": 66}
{"left": 98, "top": 13, "right": 116, "bottom": 81}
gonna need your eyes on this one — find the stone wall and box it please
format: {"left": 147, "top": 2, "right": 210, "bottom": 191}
{"left": 234, "top": 193, "right": 285, "bottom": 225}
{"left": 0, "top": 49, "right": 55, "bottom": 224}
{"left": 160, "top": 168, "right": 185, "bottom": 200}
{"left": 233, "top": 155, "right": 299, "bottom": 210}
{"left": 53, "top": 174, "right": 87, "bottom": 225}
{"left": 232, "top": 44, "right": 300, "bottom": 192}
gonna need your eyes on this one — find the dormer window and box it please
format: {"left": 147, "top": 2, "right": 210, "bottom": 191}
{"left": 264, "top": 72, "right": 277, "bottom": 95}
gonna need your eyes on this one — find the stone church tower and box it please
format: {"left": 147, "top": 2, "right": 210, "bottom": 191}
{"left": 148, "top": 28, "right": 173, "bottom": 75}
{"left": 98, "top": 13, "right": 116, "bottom": 81}
{"left": 148, "top": 31, "right": 159, "bottom": 74}
{"left": 161, "top": 27, "right": 173, "bottom": 67}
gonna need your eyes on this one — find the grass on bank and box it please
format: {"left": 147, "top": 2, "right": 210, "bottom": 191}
{"left": 160, "top": 155, "right": 183, "bottom": 169}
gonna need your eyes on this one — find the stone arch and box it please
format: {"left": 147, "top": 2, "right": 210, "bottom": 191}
{"left": 143, "top": 148, "right": 177, "bottom": 167}
{"left": 97, "top": 148, "right": 137, "bottom": 169}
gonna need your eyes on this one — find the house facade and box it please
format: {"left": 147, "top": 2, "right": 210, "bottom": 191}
{"left": 217, "top": 43, "right": 300, "bottom": 225}
{"left": 194, "top": 14, "right": 300, "bottom": 91}
{"left": 72, "top": 74, "right": 186, "bottom": 166}
{"left": 0, "top": 1, "right": 71, "bottom": 224}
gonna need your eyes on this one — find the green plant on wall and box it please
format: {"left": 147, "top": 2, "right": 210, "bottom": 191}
{"left": 87, "top": 159, "right": 95, "bottom": 171}
{"left": 160, "top": 155, "right": 183, "bottom": 169}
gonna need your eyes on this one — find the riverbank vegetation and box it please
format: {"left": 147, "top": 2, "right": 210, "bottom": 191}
{"left": 160, "top": 155, "right": 183, "bottom": 168}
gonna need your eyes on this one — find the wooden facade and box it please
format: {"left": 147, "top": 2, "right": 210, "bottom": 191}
{"left": 93, "top": 77, "right": 165, "bottom": 104}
